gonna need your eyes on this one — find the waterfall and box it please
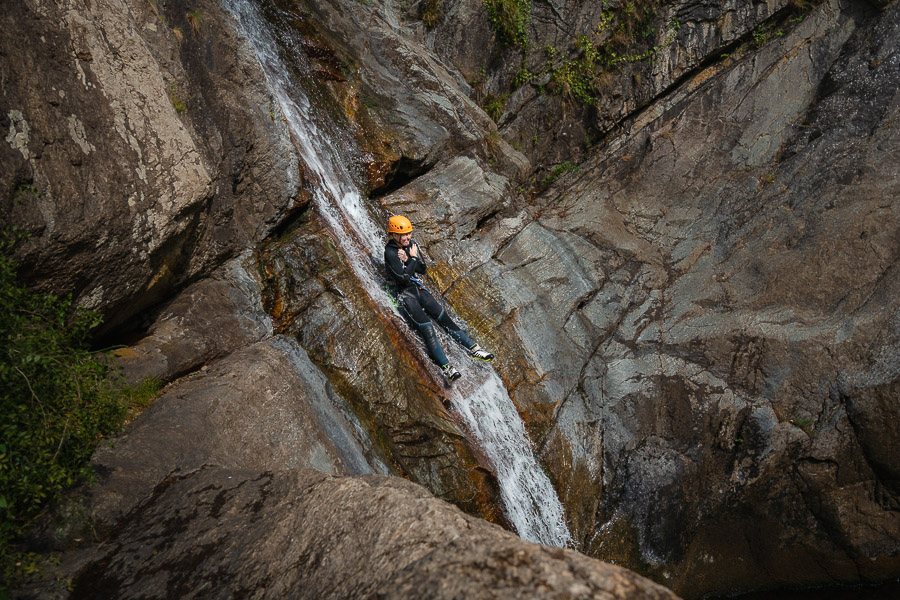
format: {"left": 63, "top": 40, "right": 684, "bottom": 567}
{"left": 221, "top": 0, "right": 389, "bottom": 310}
{"left": 447, "top": 372, "right": 572, "bottom": 546}
{"left": 223, "top": 0, "right": 572, "bottom": 548}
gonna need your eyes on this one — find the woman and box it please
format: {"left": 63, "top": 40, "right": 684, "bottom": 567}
{"left": 384, "top": 215, "right": 493, "bottom": 382}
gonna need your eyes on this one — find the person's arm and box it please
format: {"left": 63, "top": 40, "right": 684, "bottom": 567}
{"left": 385, "top": 244, "right": 420, "bottom": 284}
{"left": 409, "top": 241, "right": 427, "bottom": 275}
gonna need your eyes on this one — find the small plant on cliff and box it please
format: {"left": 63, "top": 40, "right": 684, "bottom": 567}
{"left": 0, "top": 232, "right": 154, "bottom": 585}
{"left": 541, "top": 161, "right": 579, "bottom": 186}
{"left": 483, "top": 0, "right": 531, "bottom": 48}
{"left": 167, "top": 79, "right": 188, "bottom": 113}
{"left": 790, "top": 416, "right": 815, "bottom": 435}
{"left": 186, "top": 9, "right": 203, "bottom": 36}
{"left": 752, "top": 1, "right": 821, "bottom": 48}
{"left": 483, "top": 94, "right": 509, "bottom": 122}
{"left": 752, "top": 23, "right": 771, "bottom": 48}
{"left": 12, "top": 186, "right": 40, "bottom": 205}
{"left": 421, "top": 0, "right": 443, "bottom": 29}
{"left": 146, "top": 0, "right": 166, "bottom": 24}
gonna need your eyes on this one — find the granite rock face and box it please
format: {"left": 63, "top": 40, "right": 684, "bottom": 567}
{"left": 386, "top": 0, "right": 900, "bottom": 595}
{"left": 0, "top": 0, "right": 300, "bottom": 333}
{"left": 303, "top": 0, "right": 900, "bottom": 595}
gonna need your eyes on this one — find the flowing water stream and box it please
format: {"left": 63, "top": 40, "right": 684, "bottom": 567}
{"left": 223, "top": 0, "right": 572, "bottom": 548}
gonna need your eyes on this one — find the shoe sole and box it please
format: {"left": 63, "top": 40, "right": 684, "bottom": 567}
{"left": 470, "top": 356, "right": 494, "bottom": 362}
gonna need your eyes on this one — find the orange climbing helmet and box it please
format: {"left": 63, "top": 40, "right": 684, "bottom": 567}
{"left": 388, "top": 215, "right": 413, "bottom": 234}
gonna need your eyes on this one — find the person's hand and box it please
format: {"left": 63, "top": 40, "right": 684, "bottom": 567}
{"left": 397, "top": 248, "right": 408, "bottom": 262}
{"left": 408, "top": 242, "right": 418, "bottom": 258}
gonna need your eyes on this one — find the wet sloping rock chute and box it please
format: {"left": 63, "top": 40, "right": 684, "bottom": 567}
{"left": 224, "top": 0, "right": 572, "bottom": 548}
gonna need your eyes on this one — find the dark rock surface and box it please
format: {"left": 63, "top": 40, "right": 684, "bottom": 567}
{"left": 112, "top": 254, "right": 272, "bottom": 385}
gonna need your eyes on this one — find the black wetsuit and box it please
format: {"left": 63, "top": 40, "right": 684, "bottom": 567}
{"left": 384, "top": 238, "right": 474, "bottom": 367}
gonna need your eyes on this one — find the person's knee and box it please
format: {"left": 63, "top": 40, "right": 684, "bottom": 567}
{"left": 419, "top": 322, "right": 439, "bottom": 349}
{"left": 438, "top": 311, "right": 460, "bottom": 331}
{"left": 401, "top": 300, "right": 428, "bottom": 326}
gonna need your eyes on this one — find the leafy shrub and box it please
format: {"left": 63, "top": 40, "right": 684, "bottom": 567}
{"left": 483, "top": 0, "right": 531, "bottom": 48}
{"left": 483, "top": 94, "right": 509, "bottom": 122}
{"left": 0, "top": 233, "right": 136, "bottom": 584}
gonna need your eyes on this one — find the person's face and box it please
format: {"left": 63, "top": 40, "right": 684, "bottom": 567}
{"left": 393, "top": 232, "right": 412, "bottom": 247}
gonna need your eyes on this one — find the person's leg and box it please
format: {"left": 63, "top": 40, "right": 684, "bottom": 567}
{"left": 399, "top": 290, "right": 450, "bottom": 367}
{"left": 419, "top": 290, "right": 494, "bottom": 361}
{"left": 439, "top": 311, "right": 475, "bottom": 348}
{"left": 419, "top": 290, "right": 476, "bottom": 348}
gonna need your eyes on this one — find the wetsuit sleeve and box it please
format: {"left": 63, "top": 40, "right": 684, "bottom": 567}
{"left": 385, "top": 244, "right": 422, "bottom": 285}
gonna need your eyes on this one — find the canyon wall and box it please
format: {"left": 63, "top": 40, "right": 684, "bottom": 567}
{"left": 3, "top": 0, "right": 898, "bottom": 597}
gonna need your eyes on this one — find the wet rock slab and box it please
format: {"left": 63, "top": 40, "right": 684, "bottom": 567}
{"left": 90, "top": 335, "right": 385, "bottom": 530}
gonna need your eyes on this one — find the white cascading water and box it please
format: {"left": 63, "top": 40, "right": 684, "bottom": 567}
{"left": 446, "top": 369, "right": 572, "bottom": 546}
{"left": 224, "top": 0, "right": 572, "bottom": 548}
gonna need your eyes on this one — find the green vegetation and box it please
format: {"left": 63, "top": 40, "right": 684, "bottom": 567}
{"left": 512, "top": 64, "right": 534, "bottom": 88}
{"left": 756, "top": 171, "right": 776, "bottom": 193}
{"left": 12, "top": 186, "right": 40, "bottom": 205}
{"left": 542, "top": 2, "right": 677, "bottom": 105}
{"left": 541, "top": 161, "right": 579, "bottom": 186}
{"left": 119, "top": 378, "right": 162, "bottom": 425}
{"left": 186, "top": 10, "right": 203, "bottom": 36}
{"left": 753, "top": 0, "right": 821, "bottom": 47}
{"left": 752, "top": 23, "right": 775, "bottom": 48}
{"left": 0, "top": 232, "right": 158, "bottom": 586}
{"left": 482, "top": 0, "right": 676, "bottom": 107}
{"left": 421, "top": 0, "right": 442, "bottom": 29}
{"left": 480, "top": 0, "right": 822, "bottom": 113}
{"left": 167, "top": 79, "right": 188, "bottom": 113}
{"left": 790, "top": 417, "right": 815, "bottom": 435}
{"left": 483, "top": 0, "right": 531, "bottom": 48}
{"left": 483, "top": 94, "right": 509, "bottom": 122}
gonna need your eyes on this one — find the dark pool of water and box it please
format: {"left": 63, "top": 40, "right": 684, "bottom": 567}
{"left": 711, "top": 579, "right": 900, "bottom": 600}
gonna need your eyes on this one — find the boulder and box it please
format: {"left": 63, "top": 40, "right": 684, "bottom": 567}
{"left": 0, "top": 0, "right": 300, "bottom": 333}
{"left": 89, "top": 334, "right": 386, "bottom": 530}
{"left": 66, "top": 467, "right": 680, "bottom": 600}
